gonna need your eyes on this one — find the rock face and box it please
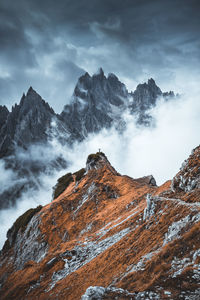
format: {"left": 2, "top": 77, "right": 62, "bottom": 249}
{"left": 0, "top": 146, "right": 199, "bottom": 299}
{"left": 0, "top": 70, "right": 176, "bottom": 210}
{"left": 0, "top": 105, "right": 9, "bottom": 131}
{"left": 61, "top": 70, "right": 173, "bottom": 137}
{"left": 0, "top": 71, "right": 175, "bottom": 160}
{"left": 129, "top": 78, "right": 162, "bottom": 125}
{"left": 0, "top": 88, "right": 55, "bottom": 158}
{"left": 171, "top": 145, "right": 200, "bottom": 192}
{"left": 61, "top": 69, "right": 129, "bottom": 138}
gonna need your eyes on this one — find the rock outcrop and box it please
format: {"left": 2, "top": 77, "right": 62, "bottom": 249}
{"left": 0, "top": 147, "right": 199, "bottom": 299}
{"left": 0, "top": 105, "right": 9, "bottom": 131}
{"left": 171, "top": 145, "right": 200, "bottom": 192}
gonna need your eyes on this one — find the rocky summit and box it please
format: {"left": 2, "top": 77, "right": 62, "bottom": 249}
{"left": 0, "top": 146, "right": 199, "bottom": 299}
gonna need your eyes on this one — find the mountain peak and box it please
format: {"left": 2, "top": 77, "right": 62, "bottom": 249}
{"left": 27, "top": 86, "right": 35, "bottom": 94}
{"left": 86, "top": 152, "right": 107, "bottom": 171}
{"left": 147, "top": 78, "right": 156, "bottom": 85}
{"left": 93, "top": 67, "right": 105, "bottom": 78}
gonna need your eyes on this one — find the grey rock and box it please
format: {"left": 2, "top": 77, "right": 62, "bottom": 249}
{"left": 0, "top": 71, "right": 176, "bottom": 210}
{"left": 0, "top": 105, "right": 9, "bottom": 131}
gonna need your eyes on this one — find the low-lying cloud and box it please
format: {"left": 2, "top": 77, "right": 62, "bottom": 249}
{"left": 0, "top": 88, "right": 200, "bottom": 249}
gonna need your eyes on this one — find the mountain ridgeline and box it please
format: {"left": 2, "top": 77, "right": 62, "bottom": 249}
{"left": 0, "top": 147, "right": 199, "bottom": 299}
{"left": 0, "top": 69, "right": 175, "bottom": 159}
{"left": 0, "top": 69, "right": 176, "bottom": 209}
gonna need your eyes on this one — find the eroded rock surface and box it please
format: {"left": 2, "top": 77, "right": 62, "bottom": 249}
{"left": 0, "top": 149, "right": 199, "bottom": 300}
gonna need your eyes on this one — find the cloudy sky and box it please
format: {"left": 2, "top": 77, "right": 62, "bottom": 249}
{"left": 0, "top": 0, "right": 200, "bottom": 112}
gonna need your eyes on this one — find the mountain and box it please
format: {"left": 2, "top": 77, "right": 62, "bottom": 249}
{"left": 0, "top": 70, "right": 176, "bottom": 159}
{"left": 61, "top": 69, "right": 129, "bottom": 137}
{"left": 0, "top": 106, "right": 9, "bottom": 131}
{"left": 61, "top": 69, "right": 174, "bottom": 136}
{"left": 0, "top": 87, "right": 77, "bottom": 159}
{"left": 0, "top": 88, "right": 72, "bottom": 208}
{"left": 0, "top": 146, "right": 199, "bottom": 299}
{"left": 0, "top": 70, "right": 176, "bottom": 210}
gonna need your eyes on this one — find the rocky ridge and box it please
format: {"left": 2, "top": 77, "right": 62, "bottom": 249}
{"left": 0, "top": 146, "right": 199, "bottom": 299}
{"left": 0, "top": 70, "right": 177, "bottom": 210}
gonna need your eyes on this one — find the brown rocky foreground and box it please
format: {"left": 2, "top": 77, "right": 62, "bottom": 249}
{"left": 0, "top": 147, "right": 200, "bottom": 299}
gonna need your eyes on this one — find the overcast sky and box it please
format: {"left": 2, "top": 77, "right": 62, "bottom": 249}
{"left": 0, "top": 0, "right": 200, "bottom": 112}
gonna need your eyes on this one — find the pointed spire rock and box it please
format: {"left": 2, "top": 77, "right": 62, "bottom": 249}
{"left": 27, "top": 86, "right": 36, "bottom": 96}
{"left": 93, "top": 67, "right": 105, "bottom": 79}
{"left": 148, "top": 78, "right": 156, "bottom": 85}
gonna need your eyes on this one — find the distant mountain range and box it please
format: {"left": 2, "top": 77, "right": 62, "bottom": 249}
{"left": 0, "top": 69, "right": 176, "bottom": 209}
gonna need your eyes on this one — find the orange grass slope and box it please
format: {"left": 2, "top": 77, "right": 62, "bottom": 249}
{"left": 0, "top": 149, "right": 200, "bottom": 300}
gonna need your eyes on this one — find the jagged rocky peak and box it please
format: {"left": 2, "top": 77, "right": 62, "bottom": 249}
{"left": 86, "top": 151, "right": 110, "bottom": 172}
{"left": 93, "top": 67, "right": 105, "bottom": 79}
{"left": 19, "top": 86, "right": 55, "bottom": 115}
{"left": 70, "top": 68, "right": 128, "bottom": 107}
{"left": 0, "top": 87, "right": 57, "bottom": 158}
{"left": 132, "top": 78, "right": 162, "bottom": 109}
{"left": 0, "top": 105, "right": 9, "bottom": 130}
{"left": 171, "top": 145, "right": 200, "bottom": 192}
{"left": 74, "top": 72, "right": 91, "bottom": 97}
{"left": 136, "top": 174, "right": 157, "bottom": 186}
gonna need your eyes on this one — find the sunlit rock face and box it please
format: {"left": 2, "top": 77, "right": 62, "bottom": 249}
{"left": 0, "top": 147, "right": 199, "bottom": 300}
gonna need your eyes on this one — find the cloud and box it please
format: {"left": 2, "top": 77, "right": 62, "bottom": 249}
{"left": 0, "top": 0, "right": 200, "bottom": 111}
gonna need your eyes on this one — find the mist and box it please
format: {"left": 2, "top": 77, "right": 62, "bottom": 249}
{"left": 0, "top": 87, "right": 200, "bottom": 249}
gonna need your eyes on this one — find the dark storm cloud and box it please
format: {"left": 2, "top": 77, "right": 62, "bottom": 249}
{"left": 0, "top": 0, "right": 200, "bottom": 110}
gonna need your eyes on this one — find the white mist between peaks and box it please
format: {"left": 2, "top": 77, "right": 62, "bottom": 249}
{"left": 68, "top": 90, "right": 200, "bottom": 186}
{"left": 0, "top": 89, "right": 199, "bottom": 249}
